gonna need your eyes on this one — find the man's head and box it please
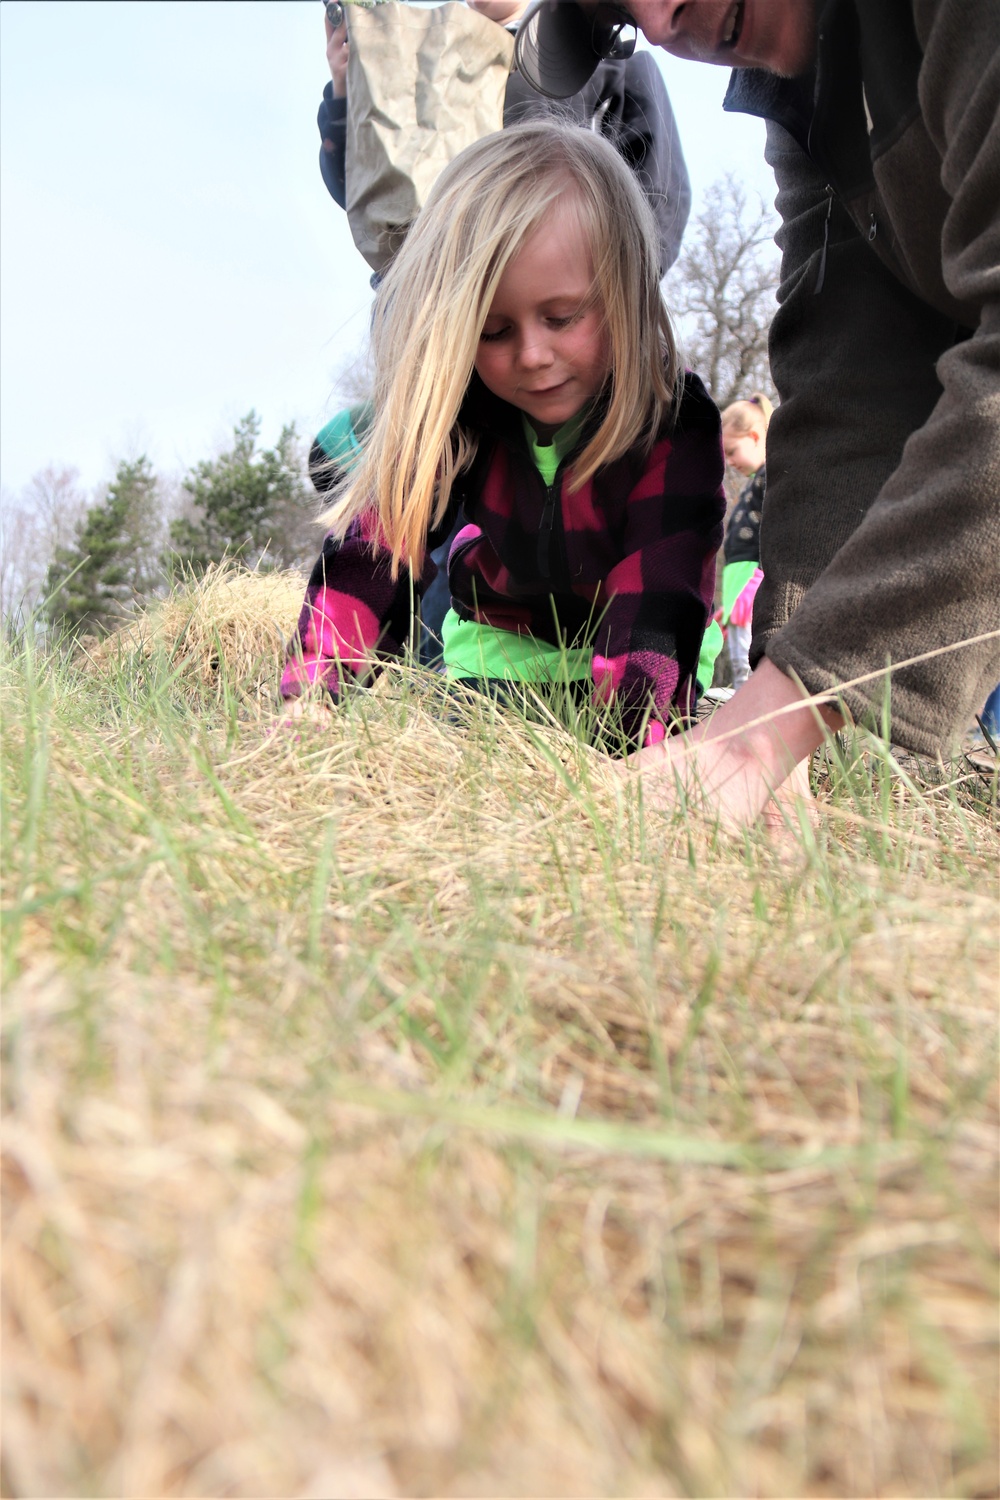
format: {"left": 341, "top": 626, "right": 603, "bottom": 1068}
{"left": 515, "top": 0, "right": 818, "bottom": 94}
{"left": 625, "top": 0, "right": 817, "bottom": 74}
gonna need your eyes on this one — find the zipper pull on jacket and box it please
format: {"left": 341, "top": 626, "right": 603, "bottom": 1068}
{"left": 814, "top": 184, "right": 835, "bottom": 295}
{"left": 537, "top": 481, "right": 557, "bottom": 581}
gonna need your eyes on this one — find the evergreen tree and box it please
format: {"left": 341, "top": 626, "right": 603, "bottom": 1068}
{"left": 44, "top": 455, "right": 160, "bottom": 636}
{"left": 167, "top": 411, "right": 313, "bottom": 574}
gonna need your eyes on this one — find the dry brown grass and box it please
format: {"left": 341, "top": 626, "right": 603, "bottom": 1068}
{"left": 2, "top": 569, "right": 998, "bottom": 1498}
{"left": 82, "top": 559, "right": 307, "bottom": 704}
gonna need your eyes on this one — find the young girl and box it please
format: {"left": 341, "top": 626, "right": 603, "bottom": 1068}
{"left": 281, "top": 122, "right": 725, "bottom": 747}
{"left": 719, "top": 393, "right": 772, "bottom": 689}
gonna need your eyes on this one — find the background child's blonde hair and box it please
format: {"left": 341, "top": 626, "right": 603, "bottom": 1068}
{"left": 322, "top": 121, "right": 679, "bottom": 576}
{"left": 720, "top": 392, "right": 774, "bottom": 435}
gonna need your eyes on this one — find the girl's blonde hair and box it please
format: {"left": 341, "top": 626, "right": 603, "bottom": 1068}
{"left": 720, "top": 391, "right": 774, "bottom": 435}
{"left": 321, "top": 121, "right": 679, "bottom": 576}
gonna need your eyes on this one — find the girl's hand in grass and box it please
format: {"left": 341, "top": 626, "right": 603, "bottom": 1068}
{"left": 274, "top": 697, "right": 334, "bottom": 731}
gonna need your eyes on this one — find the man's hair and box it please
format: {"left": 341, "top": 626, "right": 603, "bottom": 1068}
{"left": 321, "top": 121, "right": 679, "bottom": 576}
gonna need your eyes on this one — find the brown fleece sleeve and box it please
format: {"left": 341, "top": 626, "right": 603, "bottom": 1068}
{"left": 754, "top": 0, "right": 1000, "bottom": 754}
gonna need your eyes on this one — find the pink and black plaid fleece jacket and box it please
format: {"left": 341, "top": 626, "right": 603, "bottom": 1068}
{"left": 282, "top": 371, "right": 725, "bottom": 741}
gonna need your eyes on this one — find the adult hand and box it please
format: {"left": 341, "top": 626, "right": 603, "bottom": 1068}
{"left": 619, "top": 658, "right": 843, "bottom": 831}
{"left": 325, "top": 11, "right": 349, "bottom": 98}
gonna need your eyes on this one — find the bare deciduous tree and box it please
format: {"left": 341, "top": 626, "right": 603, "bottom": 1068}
{"left": 666, "top": 172, "right": 780, "bottom": 411}
{"left": 0, "top": 467, "right": 90, "bottom": 626}
{"left": 330, "top": 345, "right": 374, "bottom": 407}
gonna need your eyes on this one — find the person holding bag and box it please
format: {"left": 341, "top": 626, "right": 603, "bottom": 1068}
{"left": 316, "top": 0, "right": 691, "bottom": 278}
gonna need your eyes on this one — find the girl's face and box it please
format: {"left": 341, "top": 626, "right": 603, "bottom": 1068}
{"left": 474, "top": 203, "right": 610, "bottom": 442}
{"left": 722, "top": 422, "right": 765, "bottom": 476}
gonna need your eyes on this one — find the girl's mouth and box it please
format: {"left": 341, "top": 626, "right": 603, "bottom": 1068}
{"left": 721, "top": 0, "right": 745, "bottom": 49}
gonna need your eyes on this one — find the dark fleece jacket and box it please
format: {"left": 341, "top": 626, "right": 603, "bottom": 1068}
{"left": 725, "top": 0, "right": 1000, "bottom": 752}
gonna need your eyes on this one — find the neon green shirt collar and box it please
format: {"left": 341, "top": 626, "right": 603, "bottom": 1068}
{"left": 521, "top": 411, "right": 586, "bottom": 487}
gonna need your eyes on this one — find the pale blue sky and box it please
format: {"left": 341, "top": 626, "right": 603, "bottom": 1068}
{"left": 0, "top": 1, "right": 774, "bottom": 498}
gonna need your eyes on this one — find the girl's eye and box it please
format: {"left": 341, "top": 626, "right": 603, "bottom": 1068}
{"left": 547, "top": 309, "right": 582, "bottom": 328}
{"left": 479, "top": 326, "right": 509, "bottom": 343}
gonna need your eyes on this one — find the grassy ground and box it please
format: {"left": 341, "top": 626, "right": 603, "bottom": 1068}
{"left": 2, "top": 567, "right": 998, "bottom": 1498}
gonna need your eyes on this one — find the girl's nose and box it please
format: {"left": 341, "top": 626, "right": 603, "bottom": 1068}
{"left": 517, "top": 331, "right": 554, "bottom": 369}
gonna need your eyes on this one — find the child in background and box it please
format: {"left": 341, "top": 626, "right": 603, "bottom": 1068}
{"left": 281, "top": 123, "right": 724, "bottom": 748}
{"left": 718, "top": 393, "right": 772, "bottom": 689}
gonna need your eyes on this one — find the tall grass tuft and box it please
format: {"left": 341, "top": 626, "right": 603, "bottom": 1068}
{"left": 2, "top": 567, "right": 997, "bottom": 1498}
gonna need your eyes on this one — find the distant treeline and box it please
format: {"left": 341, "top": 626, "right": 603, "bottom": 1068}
{"left": 1, "top": 413, "right": 322, "bottom": 637}
{"left": 3, "top": 173, "right": 781, "bottom": 638}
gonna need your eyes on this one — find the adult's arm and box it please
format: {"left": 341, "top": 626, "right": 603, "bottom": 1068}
{"left": 755, "top": 2, "right": 1000, "bottom": 754}
{"left": 614, "top": 50, "right": 691, "bottom": 274}
{"left": 503, "top": 54, "right": 691, "bottom": 275}
{"left": 318, "top": 81, "right": 347, "bottom": 209}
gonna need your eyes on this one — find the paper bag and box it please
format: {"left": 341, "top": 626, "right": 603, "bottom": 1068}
{"left": 345, "top": 2, "right": 514, "bottom": 274}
